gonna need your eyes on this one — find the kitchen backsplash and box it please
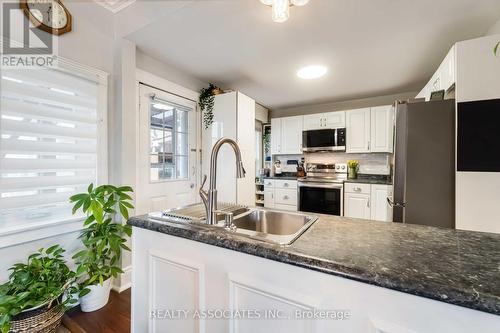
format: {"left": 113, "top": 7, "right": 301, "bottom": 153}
{"left": 273, "top": 153, "right": 392, "bottom": 175}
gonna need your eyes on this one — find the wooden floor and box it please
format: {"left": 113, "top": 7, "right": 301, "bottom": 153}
{"left": 63, "top": 288, "right": 131, "bottom": 333}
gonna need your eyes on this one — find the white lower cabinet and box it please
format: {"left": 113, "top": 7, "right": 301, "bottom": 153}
{"left": 132, "top": 228, "right": 500, "bottom": 333}
{"left": 345, "top": 193, "right": 371, "bottom": 219}
{"left": 264, "top": 189, "right": 275, "bottom": 208}
{"left": 371, "top": 184, "right": 393, "bottom": 222}
{"left": 345, "top": 183, "right": 393, "bottom": 221}
{"left": 264, "top": 180, "right": 297, "bottom": 211}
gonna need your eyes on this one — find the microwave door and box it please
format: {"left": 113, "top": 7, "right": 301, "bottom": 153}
{"left": 303, "top": 129, "right": 336, "bottom": 151}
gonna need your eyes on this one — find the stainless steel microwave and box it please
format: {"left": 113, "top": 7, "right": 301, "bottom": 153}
{"left": 302, "top": 128, "right": 346, "bottom": 152}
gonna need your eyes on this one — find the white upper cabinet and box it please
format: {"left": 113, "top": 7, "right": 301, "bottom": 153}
{"left": 271, "top": 116, "right": 303, "bottom": 155}
{"left": 303, "top": 114, "right": 323, "bottom": 130}
{"left": 346, "top": 108, "right": 371, "bottom": 153}
{"left": 370, "top": 105, "right": 394, "bottom": 153}
{"left": 323, "top": 111, "right": 346, "bottom": 128}
{"left": 281, "top": 116, "right": 303, "bottom": 154}
{"left": 303, "top": 112, "right": 345, "bottom": 130}
{"left": 271, "top": 117, "right": 282, "bottom": 154}
{"left": 416, "top": 45, "right": 456, "bottom": 100}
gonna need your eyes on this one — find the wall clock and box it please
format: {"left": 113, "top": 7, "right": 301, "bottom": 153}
{"left": 20, "top": 0, "right": 72, "bottom": 36}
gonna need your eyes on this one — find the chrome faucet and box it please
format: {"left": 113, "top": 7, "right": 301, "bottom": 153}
{"left": 199, "top": 138, "right": 246, "bottom": 225}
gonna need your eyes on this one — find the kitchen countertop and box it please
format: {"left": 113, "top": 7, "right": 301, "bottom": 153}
{"left": 263, "top": 176, "right": 298, "bottom": 180}
{"left": 128, "top": 213, "right": 500, "bottom": 315}
{"left": 344, "top": 176, "right": 393, "bottom": 185}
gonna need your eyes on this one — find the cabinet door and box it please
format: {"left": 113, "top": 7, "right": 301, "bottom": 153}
{"left": 281, "top": 116, "right": 303, "bottom": 154}
{"left": 370, "top": 106, "right": 394, "bottom": 153}
{"left": 323, "top": 111, "right": 346, "bottom": 129}
{"left": 370, "top": 185, "right": 393, "bottom": 222}
{"left": 303, "top": 114, "right": 323, "bottom": 130}
{"left": 346, "top": 108, "right": 371, "bottom": 153}
{"left": 264, "top": 189, "right": 275, "bottom": 208}
{"left": 344, "top": 193, "right": 371, "bottom": 219}
{"left": 271, "top": 118, "right": 282, "bottom": 155}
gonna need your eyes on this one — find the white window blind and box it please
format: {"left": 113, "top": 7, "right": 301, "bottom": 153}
{"left": 0, "top": 68, "right": 100, "bottom": 232}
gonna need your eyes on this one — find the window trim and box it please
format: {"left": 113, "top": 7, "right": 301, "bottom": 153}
{"left": 0, "top": 55, "right": 109, "bottom": 248}
{"left": 148, "top": 100, "right": 191, "bottom": 183}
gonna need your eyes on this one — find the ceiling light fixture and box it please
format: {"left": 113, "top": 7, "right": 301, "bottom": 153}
{"left": 260, "top": 0, "right": 310, "bottom": 23}
{"left": 297, "top": 65, "right": 328, "bottom": 79}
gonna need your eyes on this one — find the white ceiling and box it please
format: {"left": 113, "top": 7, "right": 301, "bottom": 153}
{"left": 94, "top": 0, "right": 137, "bottom": 13}
{"left": 124, "top": 0, "right": 500, "bottom": 109}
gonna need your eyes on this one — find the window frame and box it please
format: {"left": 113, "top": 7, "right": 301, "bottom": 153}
{"left": 148, "top": 100, "right": 191, "bottom": 183}
{"left": 0, "top": 55, "right": 109, "bottom": 248}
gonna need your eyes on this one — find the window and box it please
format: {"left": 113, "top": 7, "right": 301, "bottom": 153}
{"left": 0, "top": 66, "right": 105, "bottom": 233}
{"left": 149, "top": 98, "right": 190, "bottom": 182}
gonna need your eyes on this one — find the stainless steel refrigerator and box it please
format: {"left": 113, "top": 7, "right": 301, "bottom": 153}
{"left": 391, "top": 99, "right": 455, "bottom": 228}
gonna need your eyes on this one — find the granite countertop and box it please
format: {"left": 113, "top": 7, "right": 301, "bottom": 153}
{"left": 263, "top": 176, "right": 298, "bottom": 180}
{"left": 128, "top": 213, "right": 500, "bottom": 315}
{"left": 344, "top": 174, "right": 393, "bottom": 185}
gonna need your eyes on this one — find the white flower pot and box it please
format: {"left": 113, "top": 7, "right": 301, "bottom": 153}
{"left": 80, "top": 278, "right": 112, "bottom": 312}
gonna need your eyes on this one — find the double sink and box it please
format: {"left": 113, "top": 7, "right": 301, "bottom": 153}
{"left": 150, "top": 204, "right": 318, "bottom": 246}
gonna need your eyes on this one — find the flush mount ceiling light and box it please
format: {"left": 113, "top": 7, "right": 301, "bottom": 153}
{"left": 297, "top": 65, "right": 328, "bottom": 79}
{"left": 260, "top": 0, "right": 310, "bottom": 23}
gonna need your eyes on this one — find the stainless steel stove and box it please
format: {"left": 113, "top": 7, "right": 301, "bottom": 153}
{"left": 298, "top": 163, "right": 347, "bottom": 216}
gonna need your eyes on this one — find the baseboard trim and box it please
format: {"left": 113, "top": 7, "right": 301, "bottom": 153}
{"left": 112, "top": 265, "right": 132, "bottom": 293}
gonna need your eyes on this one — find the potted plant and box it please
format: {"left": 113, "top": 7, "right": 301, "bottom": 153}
{"left": 0, "top": 245, "right": 79, "bottom": 333}
{"left": 199, "top": 83, "right": 223, "bottom": 129}
{"left": 70, "top": 184, "right": 134, "bottom": 312}
{"left": 347, "top": 160, "right": 359, "bottom": 179}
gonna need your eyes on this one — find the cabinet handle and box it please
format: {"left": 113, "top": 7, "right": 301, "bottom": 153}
{"left": 367, "top": 199, "right": 370, "bottom": 208}
{"left": 284, "top": 195, "right": 289, "bottom": 200}
{"left": 367, "top": 141, "right": 370, "bottom": 151}
{"left": 284, "top": 183, "right": 289, "bottom": 187}
{"left": 354, "top": 187, "right": 361, "bottom": 192}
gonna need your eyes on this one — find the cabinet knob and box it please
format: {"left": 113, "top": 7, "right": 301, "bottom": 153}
{"left": 284, "top": 183, "right": 289, "bottom": 187}
{"left": 354, "top": 187, "right": 361, "bottom": 192}
{"left": 284, "top": 195, "right": 289, "bottom": 200}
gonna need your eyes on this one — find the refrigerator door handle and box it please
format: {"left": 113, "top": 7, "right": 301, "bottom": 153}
{"left": 387, "top": 197, "right": 406, "bottom": 208}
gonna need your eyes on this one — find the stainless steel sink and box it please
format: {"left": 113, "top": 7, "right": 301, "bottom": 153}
{"left": 149, "top": 204, "right": 317, "bottom": 246}
{"left": 229, "top": 209, "right": 317, "bottom": 245}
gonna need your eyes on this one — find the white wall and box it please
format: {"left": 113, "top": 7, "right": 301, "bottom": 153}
{"left": 271, "top": 91, "right": 417, "bottom": 118}
{"left": 136, "top": 49, "right": 206, "bottom": 92}
{"left": 486, "top": 17, "right": 500, "bottom": 35}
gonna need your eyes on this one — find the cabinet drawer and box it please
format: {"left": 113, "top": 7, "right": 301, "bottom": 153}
{"left": 275, "top": 189, "right": 297, "bottom": 205}
{"left": 274, "top": 204, "right": 297, "bottom": 212}
{"left": 264, "top": 179, "right": 275, "bottom": 188}
{"left": 345, "top": 183, "right": 371, "bottom": 194}
{"left": 275, "top": 180, "right": 297, "bottom": 189}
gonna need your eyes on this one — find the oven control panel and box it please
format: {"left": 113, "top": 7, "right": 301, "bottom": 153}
{"left": 335, "top": 163, "right": 347, "bottom": 173}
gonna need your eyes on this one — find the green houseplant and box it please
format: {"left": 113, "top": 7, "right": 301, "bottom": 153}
{"left": 0, "top": 245, "right": 79, "bottom": 333}
{"left": 199, "top": 83, "right": 223, "bottom": 129}
{"left": 70, "top": 184, "right": 133, "bottom": 312}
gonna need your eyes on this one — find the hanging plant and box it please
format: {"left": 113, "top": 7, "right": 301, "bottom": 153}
{"left": 494, "top": 41, "right": 499, "bottom": 56}
{"left": 199, "top": 83, "right": 223, "bottom": 129}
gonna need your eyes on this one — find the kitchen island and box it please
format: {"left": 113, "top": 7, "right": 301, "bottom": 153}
{"left": 128, "top": 210, "right": 500, "bottom": 333}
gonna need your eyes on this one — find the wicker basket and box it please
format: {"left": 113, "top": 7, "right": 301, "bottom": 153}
{"left": 9, "top": 299, "right": 64, "bottom": 333}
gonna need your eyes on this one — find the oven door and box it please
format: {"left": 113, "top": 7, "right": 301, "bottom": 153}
{"left": 298, "top": 182, "right": 343, "bottom": 216}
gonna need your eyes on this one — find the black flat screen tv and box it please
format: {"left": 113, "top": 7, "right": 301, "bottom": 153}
{"left": 457, "top": 98, "right": 500, "bottom": 172}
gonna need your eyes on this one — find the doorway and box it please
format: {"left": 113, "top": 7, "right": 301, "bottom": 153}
{"left": 136, "top": 83, "right": 199, "bottom": 214}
